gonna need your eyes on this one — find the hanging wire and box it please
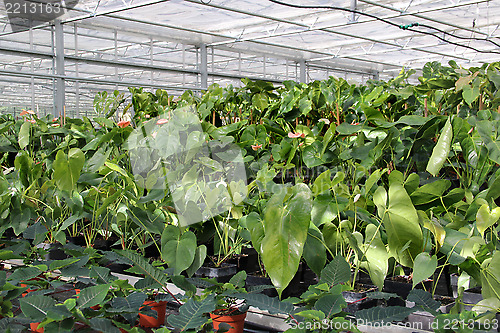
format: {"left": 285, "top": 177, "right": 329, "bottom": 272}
{"left": 268, "top": 0, "right": 500, "bottom": 54}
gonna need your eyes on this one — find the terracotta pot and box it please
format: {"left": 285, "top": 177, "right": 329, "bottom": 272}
{"left": 21, "top": 277, "right": 44, "bottom": 297}
{"left": 30, "top": 322, "right": 44, "bottom": 333}
{"left": 139, "top": 300, "right": 167, "bottom": 328}
{"left": 210, "top": 311, "right": 247, "bottom": 333}
{"left": 21, "top": 286, "right": 37, "bottom": 298}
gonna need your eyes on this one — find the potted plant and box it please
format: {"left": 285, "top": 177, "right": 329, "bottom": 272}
{"left": 138, "top": 294, "right": 170, "bottom": 328}
{"left": 203, "top": 271, "right": 250, "bottom": 333}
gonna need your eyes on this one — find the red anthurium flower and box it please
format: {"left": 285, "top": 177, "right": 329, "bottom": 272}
{"left": 117, "top": 120, "right": 131, "bottom": 128}
{"left": 20, "top": 110, "right": 35, "bottom": 116}
{"left": 52, "top": 117, "right": 59, "bottom": 122}
{"left": 157, "top": 119, "right": 168, "bottom": 125}
{"left": 251, "top": 144, "right": 263, "bottom": 151}
{"left": 288, "top": 132, "right": 305, "bottom": 138}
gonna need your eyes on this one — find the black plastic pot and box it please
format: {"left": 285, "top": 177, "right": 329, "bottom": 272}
{"left": 195, "top": 263, "right": 238, "bottom": 283}
{"left": 238, "top": 248, "right": 260, "bottom": 273}
{"left": 301, "top": 266, "right": 319, "bottom": 286}
{"left": 383, "top": 277, "right": 432, "bottom": 306}
{"left": 246, "top": 274, "right": 276, "bottom": 297}
{"left": 143, "top": 243, "right": 161, "bottom": 258}
{"left": 462, "top": 287, "right": 482, "bottom": 311}
{"left": 67, "top": 235, "right": 87, "bottom": 247}
{"left": 246, "top": 264, "right": 303, "bottom": 298}
{"left": 342, "top": 284, "right": 378, "bottom": 314}
{"left": 36, "top": 243, "right": 68, "bottom": 260}
{"left": 105, "top": 262, "right": 136, "bottom": 276}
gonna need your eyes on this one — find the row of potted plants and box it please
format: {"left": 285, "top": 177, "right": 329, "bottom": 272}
{"left": 0, "top": 60, "right": 499, "bottom": 331}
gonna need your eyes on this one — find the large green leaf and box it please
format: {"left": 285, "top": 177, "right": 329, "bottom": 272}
{"left": 312, "top": 170, "right": 331, "bottom": 196}
{"left": 161, "top": 226, "right": 196, "bottom": 275}
{"left": 89, "top": 318, "right": 121, "bottom": 333}
{"left": 412, "top": 253, "right": 437, "bottom": 288}
{"left": 476, "top": 204, "right": 500, "bottom": 237}
{"left": 476, "top": 119, "right": 500, "bottom": 164}
{"left": 167, "top": 295, "right": 216, "bottom": 331}
{"left": 108, "top": 292, "right": 147, "bottom": 313}
{"left": 362, "top": 224, "right": 389, "bottom": 291}
{"left": 303, "top": 223, "right": 326, "bottom": 276}
{"left": 320, "top": 255, "right": 351, "bottom": 287}
{"left": 311, "top": 194, "right": 348, "bottom": 227}
{"left": 374, "top": 183, "right": 423, "bottom": 268}
{"left": 302, "top": 141, "right": 328, "bottom": 168}
{"left": 7, "top": 266, "right": 41, "bottom": 283}
{"left": 426, "top": 117, "right": 452, "bottom": 176}
{"left": 10, "top": 205, "right": 31, "bottom": 236}
{"left": 410, "top": 180, "right": 450, "bottom": 205}
{"left": 314, "top": 294, "right": 346, "bottom": 318}
{"left": 116, "top": 250, "right": 168, "bottom": 287}
{"left": 235, "top": 293, "right": 293, "bottom": 315}
{"left": 20, "top": 296, "right": 56, "bottom": 320}
{"left": 261, "top": 184, "right": 311, "bottom": 297}
{"left": 77, "top": 284, "right": 110, "bottom": 309}
{"left": 406, "top": 289, "right": 440, "bottom": 313}
{"left": 481, "top": 251, "right": 500, "bottom": 301}
{"left": 186, "top": 245, "right": 207, "bottom": 277}
{"left": 18, "top": 122, "right": 30, "bottom": 149}
{"left": 52, "top": 148, "right": 85, "bottom": 191}
{"left": 356, "top": 306, "right": 416, "bottom": 324}
{"left": 240, "top": 212, "right": 265, "bottom": 255}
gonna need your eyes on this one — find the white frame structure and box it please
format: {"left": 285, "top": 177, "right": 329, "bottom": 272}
{"left": 0, "top": 0, "right": 499, "bottom": 117}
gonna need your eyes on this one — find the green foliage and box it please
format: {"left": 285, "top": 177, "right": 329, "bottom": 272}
{"left": 261, "top": 184, "right": 312, "bottom": 297}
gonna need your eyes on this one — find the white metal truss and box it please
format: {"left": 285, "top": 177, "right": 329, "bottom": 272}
{"left": 0, "top": 0, "right": 499, "bottom": 116}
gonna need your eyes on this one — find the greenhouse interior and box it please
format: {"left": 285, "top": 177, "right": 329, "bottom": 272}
{"left": 0, "top": 0, "right": 500, "bottom": 332}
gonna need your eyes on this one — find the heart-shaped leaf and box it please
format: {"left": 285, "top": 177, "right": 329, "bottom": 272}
{"left": 412, "top": 252, "right": 437, "bottom": 288}
{"left": 261, "top": 184, "right": 312, "bottom": 297}
{"left": 476, "top": 204, "right": 500, "bottom": 237}
{"left": 53, "top": 148, "right": 85, "bottom": 191}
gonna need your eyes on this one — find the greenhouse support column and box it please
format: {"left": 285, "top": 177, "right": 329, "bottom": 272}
{"left": 54, "top": 20, "right": 65, "bottom": 118}
{"left": 299, "top": 59, "right": 306, "bottom": 83}
{"left": 29, "top": 27, "right": 35, "bottom": 113}
{"left": 350, "top": 0, "right": 358, "bottom": 22}
{"left": 200, "top": 43, "right": 208, "bottom": 90}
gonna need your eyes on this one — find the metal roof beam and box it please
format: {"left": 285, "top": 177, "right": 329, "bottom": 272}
{"left": 359, "top": 0, "right": 492, "bottom": 37}
{"left": 92, "top": 14, "right": 401, "bottom": 69}
{"left": 182, "top": 0, "right": 487, "bottom": 67}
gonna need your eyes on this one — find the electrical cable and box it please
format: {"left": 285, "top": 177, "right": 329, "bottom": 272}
{"left": 268, "top": 0, "right": 500, "bottom": 54}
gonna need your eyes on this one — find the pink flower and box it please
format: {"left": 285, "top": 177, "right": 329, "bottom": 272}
{"left": 468, "top": 127, "right": 474, "bottom": 134}
{"left": 351, "top": 120, "right": 360, "bottom": 125}
{"left": 299, "top": 142, "right": 304, "bottom": 147}
{"left": 26, "top": 119, "right": 36, "bottom": 124}
{"left": 251, "top": 144, "right": 262, "bottom": 151}
{"left": 288, "top": 132, "right": 305, "bottom": 138}
{"left": 20, "top": 110, "right": 35, "bottom": 116}
{"left": 117, "top": 120, "right": 130, "bottom": 128}
{"left": 145, "top": 114, "right": 151, "bottom": 118}
{"left": 157, "top": 119, "right": 168, "bottom": 125}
